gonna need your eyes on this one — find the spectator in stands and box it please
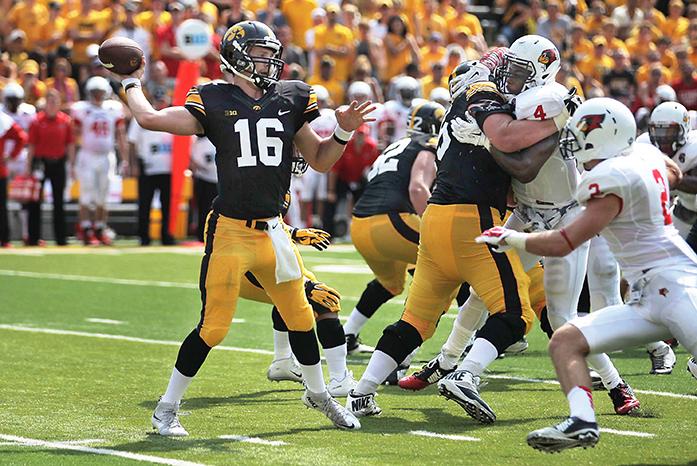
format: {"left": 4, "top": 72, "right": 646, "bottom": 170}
{"left": 18, "top": 60, "right": 46, "bottom": 107}
{"left": 221, "top": 0, "right": 254, "bottom": 30}
{"left": 0, "top": 105, "right": 27, "bottom": 248}
{"left": 6, "top": 0, "right": 49, "bottom": 55}
{"left": 578, "top": 36, "right": 614, "bottom": 85}
{"left": 452, "top": 27, "right": 481, "bottom": 61}
{"left": 444, "top": 44, "right": 466, "bottom": 76}
{"left": 342, "top": 3, "right": 361, "bottom": 36}
{"left": 112, "top": 1, "right": 152, "bottom": 78}
{"left": 369, "top": 0, "right": 393, "bottom": 40}
{"left": 277, "top": 25, "right": 307, "bottom": 78}
{"left": 309, "top": 56, "right": 344, "bottom": 107}
{"left": 536, "top": 0, "right": 571, "bottom": 49}
{"left": 256, "top": 0, "right": 287, "bottom": 30}
{"left": 34, "top": 1, "right": 68, "bottom": 60}
{"left": 582, "top": 1, "right": 607, "bottom": 33}
{"left": 636, "top": 50, "right": 672, "bottom": 84}
{"left": 157, "top": 1, "right": 195, "bottom": 77}
{"left": 419, "top": 32, "right": 446, "bottom": 75}
{"left": 414, "top": 0, "right": 447, "bottom": 46}
{"left": 566, "top": 23, "right": 593, "bottom": 63}
{"left": 656, "top": 36, "right": 679, "bottom": 72}
{"left": 313, "top": 4, "right": 353, "bottom": 84}
{"left": 664, "top": 0, "right": 688, "bottom": 44}
{"left": 349, "top": 56, "right": 384, "bottom": 104}
{"left": 144, "top": 60, "right": 173, "bottom": 104}
{"left": 448, "top": 0, "right": 486, "bottom": 51}
{"left": 384, "top": 15, "right": 419, "bottom": 81}
{"left": 556, "top": 62, "right": 584, "bottom": 98}
{"left": 6, "top": 30, "right": 29, "bottom": 67}
{"left": 674, "top": 63, "right": 697, "bottom": 110}
{"left": 626, "top": 22, "right": 657, "bottom": 65}
{"left": 281, "top": 0, "right": 318, "bottom": 50}
{"left": 190, "top": 135, "right": 217, "bottom": 243}
{"left": 25, "top": 89, "right": 74, "bottom": 246}
{"left": 135, "top": 0, "right": 172, "bottom": 37}
{"left": 603, "top": 50, "right": 637, "bottom": 99}
{"left": 421, "top": 61, "right": 447, "bottom": 98}
{"left": 499, "top": 0, "right": 532, "bottom": 43}
{"left": 128, "top": 94, "right": 175, "bottom": 246}
{"left": 600, "top": 18, "right": 629, "bottom": 56}
{"left": 67, "top": 0, "right": 110, "bottom": 79}
{"left": 354, "top": 19, "right": 385, "bottom": 81}
{"left": 612, "top": 0, "right": 644, "bottom": 38}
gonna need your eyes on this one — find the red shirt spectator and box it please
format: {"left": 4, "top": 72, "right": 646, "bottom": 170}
{"left": 28, "top": 111, "right": 73, "bottom": 159}
{"left": 0, "top": 113, "right": 27, "bottom": 178}
{"left": 674, "top": 68, "right": 697, "bottom": 111}
{"left": 333, "top": 125, "right": 379, "bottom": 184}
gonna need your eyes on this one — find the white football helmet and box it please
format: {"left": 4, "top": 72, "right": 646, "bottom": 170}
{"left": 648, "top": 101, "right": 690, "bottom": 155}
{"left": 496, "top": 35, "right": 560, "bottom": 96}
{"left": 85, "top": 76, "right": 112, "bottom": 102}
{"left": 429, "top": 87, "right": 451, "bottom": 108}
{"left": 347, "top": 81, "right": 372, "bottom": 104}
{"left": 2, "top": 82, "right": 24, "bottom": 100}
{"left": 560, "top": 97, "right": 636, "bottom": 164}
{"left": 313, "top": 84, "right": 330, "bottom": 107}
{"left": 393, "top": 76, "right": 420, "bottom": 107}
{"left": 655, "top": 84, "right": 677, "bottom": 105}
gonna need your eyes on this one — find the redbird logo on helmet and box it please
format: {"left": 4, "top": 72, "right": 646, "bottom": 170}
{"left": 537, "top": 49, "right": 557, "bottom": 70}
{"left": 576, "top": 114, "right": 606, "bottom": 136}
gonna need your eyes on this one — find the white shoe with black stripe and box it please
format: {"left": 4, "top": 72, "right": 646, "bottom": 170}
{"left": 527, "top": 416, "right": 599, "bottom": 453}
{"left": 437, "top": 370, "right": 496, "bottom": 424}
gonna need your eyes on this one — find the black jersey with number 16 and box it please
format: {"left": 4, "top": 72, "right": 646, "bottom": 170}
{"left": 353, "top": 136, "right": 436, "bottom": 217}
{"left": 185, "top": 80, "right": 320, "bottom": 219}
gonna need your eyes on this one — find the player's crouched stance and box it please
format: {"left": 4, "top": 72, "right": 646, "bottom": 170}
{"left": 477, "top": 98, "right": 697, "bottom": 453}
{"left": 114, "top": 21, "right": 374, "bottom": 435}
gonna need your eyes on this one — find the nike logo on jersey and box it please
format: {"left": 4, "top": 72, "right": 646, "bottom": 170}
{"left": 278, "top": 109, "right": 291, "bottom": 116}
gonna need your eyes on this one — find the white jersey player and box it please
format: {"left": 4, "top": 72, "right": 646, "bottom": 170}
{"left": 478, "top": 97, "right": 697, "bottom": 453}
{"left": 72, "top": 76, "right": 127, "bottom": 245}
{"left": 637, "top": 102, "right": 697, "bottom": 239}
{"left": 2, "top": 82, "right": 36, "bottom": 177}
{"left": 345, "top": 81, "right": 383, "bottom": 146}
{"left": 379, "top": 76, "right": 420, "bottom": 147}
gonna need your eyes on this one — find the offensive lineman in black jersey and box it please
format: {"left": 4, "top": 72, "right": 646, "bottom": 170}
{"left": 113, "top": 21, "right": 374, "bottom": 434}
{"left": 346, "top": 60, "right": 564, "bottom": 418}
{"left": 343, "top": 102, "right": 444, "bottom": 352}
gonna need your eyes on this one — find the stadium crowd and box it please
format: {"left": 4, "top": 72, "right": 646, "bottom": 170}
{"left": 0, "top": 0, "right": 696, "bottom": 245}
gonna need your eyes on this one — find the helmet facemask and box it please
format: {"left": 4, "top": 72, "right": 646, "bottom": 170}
{"left": 649, "top": 122, "right": 685, "bottom": 155}
{"left": 222, "top": 40, "right": 284, "bottom": 90}
{"left": 495, "top": 54, "right": 535, "bottom": 96}
{"left": 291, "top": 152, "right": 309, "bottom": 176}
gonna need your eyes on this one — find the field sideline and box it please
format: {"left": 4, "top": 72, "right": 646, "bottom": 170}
{"left": 1, "top": 243, "right": 696, "bottom": 465}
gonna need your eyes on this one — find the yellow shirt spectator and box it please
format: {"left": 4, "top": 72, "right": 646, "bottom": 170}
{"left": 135, "top": 10, "right": 172, "bottom": 32}
{"left": 571, "top": 37, "right": 593, "bottom": 60}
{"left": 35, "top": 15, "right": 67, "bottom": 54}
{"left": 8, "top": 2, "right": 50, "bottom": 51}
{"left": 198, "top": 0, "right": 219, "bottom": 23}
{"left": 421, "top": 74, "right": 447, "bottom": 97}
{"left": 447, "top": 12, "right": 483, "bottom": 42}
{"left": 309, "top": 75, "right": 344, "bottom": 106}
{"left": 419, "top": 43, "right": 446, "bottom": 75}
{"left": 625, "top": 36, "right": 657, "bottom": 63}
{"left": 281, "top": 0, "right": 318, "bottom": 50}
{"left": 244, "top": 0, "right": 267, "bottom": 11}
{"left": 66, "top": 8, "right": 111, "bottom": 64}
{"left": 636, "top": 63, "right": 672, "bottom": 84}
{"left": 384, "top": 32, "right": 414, "bottom": 81}
{"left": 415, "top": 11, "right": 447, "bottom": 43}
{"left": 578, "top": 40, "right": 614, "bottom": 82}
{"left": 314, "top": 21, "right": 354, "bottom": 83}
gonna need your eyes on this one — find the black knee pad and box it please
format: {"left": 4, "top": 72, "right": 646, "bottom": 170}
{"left": 175, "top": 329, "right": 212, "bottom": 377}
{"left": 271, "top": 306, "right": 288, "bottom": 331}
{"left": 375, "top": 320, "right": 423, "bottom": 364}
{"left": 316, "top": 316, "right": 345, "bottom": 349}
{"left": 539, "top": 307, "right": 554, "bottom": 339}
{"left": 476, "top": 313, "right": 526, "bottom": 355}
{"left": 455, "top": 283, "right": 471, "bottom": 307}
{"left": 356, "top": 279, "right": 395, "bottom": 318}
{"left": 288, "top": 329, "right": 321, "bottom": 366}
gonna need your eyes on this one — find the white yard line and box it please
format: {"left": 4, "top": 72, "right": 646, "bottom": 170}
{"left": 409, "top": 430, "right": 480, "bottom": 442}
{"left": 0, "top": 325, "right": 272, "bottom": 355}
{"left": 1, "top": 324, "right": 695, "bottom": 402}
{"left": 218, "top": 435, "right": 288, "bottom": 446}
{"left": 600, "top": 428, "right": 655, "bottom": 438}
{"left": 57, "top": 439, "right": 105, "bottom": 445}
{"left": 0, "top": 270, "right": 197, "bottom": 289}
{"left": 86, "top": 318, "right": 126, "bottom": 325}
{"left": 0, "top": 434, "right": 207, "bottom": 466}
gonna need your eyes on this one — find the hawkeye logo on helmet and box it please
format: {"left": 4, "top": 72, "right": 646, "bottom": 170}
{"left": 576, "top": 114, "right": 605, "bottom": 136}
{"left": 537, "top": 49, "right": 557, "bottom": 70}
{"left": 225, "top": 25, "right": 245, "bottom": 42}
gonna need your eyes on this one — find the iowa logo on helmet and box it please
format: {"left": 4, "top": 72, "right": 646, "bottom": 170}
{"left": 576, "top": 114, "right": 605, "bottom": 136}
{"left": 537, "top": 49, "right": 557, "bottom": 70}
{"left": 224, "top": 25, "right": 245, "bottom": 42}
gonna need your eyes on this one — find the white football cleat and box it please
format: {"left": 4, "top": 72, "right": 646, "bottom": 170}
{"left": 346, "top": 390, "right": 382, "bottom": 417}
{"left": 527, "top": 416, "right": 599, "bottom": 453}
{"left": 302, "top": 390, "right": 361, "bottom": 430}
{"left": 328, "top": 370, "right": 358, "bottom": 397}
{"left": 504, "top": 337, "right": 528, "bottom": 355}
{"left": 688, "top": 357, "right": 697, "bottom": 380}
{"left": 438, "top": 370, "right": 496, "bottom": 424}
{"left": 152, "top": 399, "right": 188, "bottom": 436}
{"left": 648, "top": 346, "right": 676, "bottom": 374}
{"left": 267, "top": 357, "right": 303, "bottom": 383}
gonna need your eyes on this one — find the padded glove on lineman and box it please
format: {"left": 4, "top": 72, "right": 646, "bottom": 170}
{"left": 291, "top": 228, "right": 331, "bottom": 250}
{"left": 475, "top": 226, "right": 527, "bottom": 253}
{"left": 450, "top": 114, "right": 491, "bottom": 150}
{"left": 305, "top": 280, "right": 341, "bottom": 315}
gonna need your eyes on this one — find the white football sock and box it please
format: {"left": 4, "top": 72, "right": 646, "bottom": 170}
{"left": 299, "top": 362, "right": 327, "bottom": 394}
{"left": 161, "top": 367, "right": 192, "bottom": 404}
{"left": 324, "top": 344, "right": 348, "bottom": 381}
{"left": 457, "top": 338, "right": 498, "bottom": 377}
{"left": 401, "top": 347, "right": 419, "bottom": 367}
{"left": 441, "top": 322, "right": 475, "bottom": 369}
{"left": 646, "top": 340, "right": 670, "bottom": 354}
{"left": 273, "top": 329, "right": 292, "bottom": 360}
{"left": 587, "top": 353, "right": 622, "bottom": 390}
{"left": 80, "top": 220, "right": 91, "bottom": 229}
{"left": 343, "top": 308, "right": 369, "bottom": 336}
{"left": 567, "top": 386, "right": 596, "bottom": 423}
{"left": 355, "top": 350, "right": 397, "bottom": 395}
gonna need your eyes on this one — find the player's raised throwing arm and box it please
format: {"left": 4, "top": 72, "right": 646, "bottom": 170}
{"left": 294, "top": 100, "right": 376, "bottom": 173}
{"left": 115, "top": 63, "right": 203, "bottom": 136}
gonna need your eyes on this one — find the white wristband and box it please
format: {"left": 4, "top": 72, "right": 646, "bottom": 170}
{"left": 333, "top": 125, "right": 354, "bottom": 143}
{"left": 505, "top": 231, "right": 528, "bottom": 250}
{"left": 121, "top": 78, "right": 141, "bottom": 92}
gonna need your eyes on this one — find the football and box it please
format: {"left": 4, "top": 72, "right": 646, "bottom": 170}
{"left": 98, "top": 37, "right": 144, "bottom": 75}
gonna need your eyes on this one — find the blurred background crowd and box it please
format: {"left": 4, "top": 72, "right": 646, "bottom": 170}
{"left": 0, "top": 0, "right": 696, "bottom": 246}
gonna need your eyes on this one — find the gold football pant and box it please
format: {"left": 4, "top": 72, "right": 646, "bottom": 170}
{"left": 403, "top": 204, "right": 534, "bottom": 340}
{"left": 350, "top": 212, "right": 421, "bottom": 295}
{"left": 197, "top": 212, "right": 315, "bottom": 347}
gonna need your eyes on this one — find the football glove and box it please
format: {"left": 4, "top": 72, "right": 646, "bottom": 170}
{"left": 451, "top": 115, "right": 491, "bottom": 150}
{"left": 291, "top": 227, "right": 331, "bottom": 250}
{"left": 475, "top": 226, "right": 527, "bottom": 253}
{"left": 305, "top": 280, "right": 341, "bottom": 315}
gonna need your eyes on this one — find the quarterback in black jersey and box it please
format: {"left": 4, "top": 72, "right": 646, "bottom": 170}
{"left": 343, "top": 101, "right": 444, "bottom": 352}
{"left": 347, "top": 59, "right": 565, "bottom": 418}
{"left": 114, "top": 20, "right": 374, "bottom": 434}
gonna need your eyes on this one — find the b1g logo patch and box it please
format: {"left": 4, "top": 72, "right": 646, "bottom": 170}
{"left": 537, "top": 49, "right": 557, "bottom": 70}
{"left": 576, "top": 114, "right": 605, "bottom": 136}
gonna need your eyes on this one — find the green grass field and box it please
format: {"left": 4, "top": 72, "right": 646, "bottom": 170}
{"left": 1, "top": 243, "right": 696, "bottom": 465}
